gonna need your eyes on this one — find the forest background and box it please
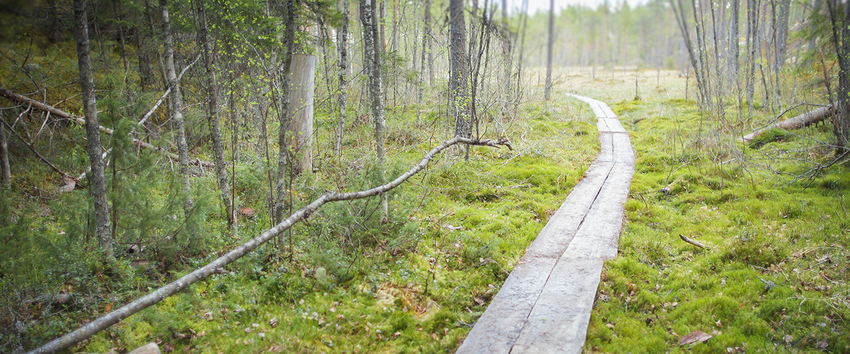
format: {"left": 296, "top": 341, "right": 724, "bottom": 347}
{"left": 1, "top": 0, "right": 849, "bottom": 352}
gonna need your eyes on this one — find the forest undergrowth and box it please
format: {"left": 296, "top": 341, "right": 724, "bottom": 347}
{"left": 0, "top": 46, "right": 598, "bottom": 353}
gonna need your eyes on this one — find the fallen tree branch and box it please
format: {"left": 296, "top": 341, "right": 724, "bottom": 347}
{"left": 0, "top": 118, "right": 80, "bottom": 185}
{"left": 741, "top": 104, "right": 835, "bottom": 142}
{"left": 27, "top": 135, "right": 511, "bottom": 354}
{"left": 679, "top": 234, "right": 708, "bottom": 250}
{"left": 0, "top": 58, "right": 213, "bottom": 169}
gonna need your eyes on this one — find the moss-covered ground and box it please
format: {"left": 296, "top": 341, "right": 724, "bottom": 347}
{"left": 559, "top": 69, "right": 850, "bottom": 353}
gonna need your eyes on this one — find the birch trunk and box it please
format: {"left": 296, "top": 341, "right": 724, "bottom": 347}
{"left": 160, "top": 0, "right": 193, "bottom": 211}
{"left": 73, "top": 0, "right": 113, "bottom": 257}
{"left": 287, "top": 54, "right": 317, "bottom": 175}
{"left": 197, "top": 0, "right": 234, "bottom": 225}
{"left": 335, "top": 0, "right": 348, "bottom": 154}
{"left": 361, "top": 0, "right": 389, "bottom": 220}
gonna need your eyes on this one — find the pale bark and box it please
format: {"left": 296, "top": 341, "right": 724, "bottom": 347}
{"left": 160, "top": 0, "right": 193, "bottom": 211}
{"left": 197, "top": 0, "right": 234, "bottom": 225}
{"left": 335, "top": 0, "right": 349, "bottom": 154}
{"left": 741, "top": 104, "right": 835, "bottom": 142}
{"left": 73, "top": 0, "right": 112, "bottom": 257}
{"left": 287, "top": 54, "right": 317, "bottom": 174}
{"left": 425, "top": 0, "right": 433, "bottom": 85}
{"left": 361, "top": 0, "right": 388, "bottom": 220}
{"left": 28, "top": 135, "right": 510, "bottom": 354}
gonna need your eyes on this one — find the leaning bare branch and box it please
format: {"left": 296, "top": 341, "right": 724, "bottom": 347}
{"left": 27, "top": 135, "right": 510, "bottom": 354}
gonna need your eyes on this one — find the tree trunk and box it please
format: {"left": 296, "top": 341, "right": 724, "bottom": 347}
{"left": 160, "top": 0, "right": 193, "bottom": 212}
{"left": 0, "top": 114, "right": 10, "bottom": 189}
{"left": 827, "top": 0, "right": 850, "bottom": 150}
{"left": 425, "top": 0, "right": 433, "bottom": 86}
{"left": 274, "top": 0, "right": 298, "bottom": 224}
{"left": 361, "top": 0, "right": 389, "bottom": 221}
{"left": 544, "top": 0, "right": 554, "bottom": 101}
{"left": 746, "top": 0, "right": 759, "bottom": 117}
{"left": 197, "top": 0, "right": 234, "bottom": 225}
{"left": 501, "top": 0, "right": 512, "bottom": 115}
{"left": 73, "top": 0, "right": 113, "bottom": 257}
{"left": 46, "top": 0, "right": 63, "bottom": 43}
{"left": 450, "top": 0, "right": 471, "bottom": 142}
{"left": 335, "top": 0, "right": 349, "bottom": 154}
{"left": 287, "top": 54, "right": 317, "bottom": 175}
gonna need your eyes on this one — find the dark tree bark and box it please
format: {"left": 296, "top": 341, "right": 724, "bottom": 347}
{"left": 335, "top": 0, "right": 349, "bottom": 154}
{"left": 46, "top": 0, "right": 63, "bottom": 43}
{"left": 73, "top": 0, "right": 113, "bottom": 257}
{"left": 361, "top": 0, "right": 388, "bottom": 220}
{"left": 197, "top": 0, "right": 234, "bottom": 225}
{"left": 274, "top": 0, "right": 298, "bottom": 224}
{"left": 544, "top": 0, "right": 554, "bottom": 101}
{"left": 160, "top": 0, "right": 193, "bottom": 211}
{"left": 0, "top": 114, "right": 10, "bottom": 189}
{"left": 826, "top": 0, "right": 850, "bottom": 150}
{"left": 450, "top": 0, "right": 471, "bottom": 141}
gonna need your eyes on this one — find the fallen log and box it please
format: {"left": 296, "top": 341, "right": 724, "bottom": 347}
{"left": 0, "top": 65, "right": 214, "bottom": 169}
{"left": 741, "top": 104, "right": 834, "bottom": 142}
{"left": 26, "top": 136, "right": 511, "bottom": 354}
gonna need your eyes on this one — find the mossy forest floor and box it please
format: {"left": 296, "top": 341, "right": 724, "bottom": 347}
{"left": 4, "top": 67, "right": 850, "bottom": 354}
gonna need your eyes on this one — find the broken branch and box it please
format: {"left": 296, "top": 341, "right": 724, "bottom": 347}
{"left": 679, "top": 234, "right": 708, "bottom": 249}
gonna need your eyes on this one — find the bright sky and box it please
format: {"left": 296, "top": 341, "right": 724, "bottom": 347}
{"left": 515, "top": 0, "right": 644, "bottom": 14}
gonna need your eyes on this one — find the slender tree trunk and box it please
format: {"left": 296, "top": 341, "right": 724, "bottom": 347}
{"left": 361, "top": 0, "right": 389, "bottom": 220}
{"left": 73, "top": 0, "right": 112, "bottom": 257}
{"left": 418, "top": 0, "right": 427, "bottom": 123}
{"left": 425, "top": 0, "right": 433, "bottom": 85}
{"left": 197, "top": 0, "right": 234, "bottom": 225}
{"left": 827, "top": 0, "right": 850, "bottom": 150}
{"left": 544, "top": 0, "right": 554, "bottom": 101}
{"left": 335, "top": 0, "right": 349, "bottom": 154}
{"left": 274, "top": 0, "right": 298, "bottom": 225}
{"left": 746, "top": 0, "right": 759, "bottom": 118}
{"left": 501, "top": 0, "right": 512, "bottom": 115}
{"left": 450, "top": 0, "right": 471, "bottom": 144}
{"left": 515, "top": 0, "right": 528, "bottom": 113}
{"left": 160, "top": 0, "right": 193, "bottom": 212}
{"left": 47, "top": 0, "right": 62, "bottom": 43}
{"left": 0, "top": 116, "right": 10, "bottom": 189}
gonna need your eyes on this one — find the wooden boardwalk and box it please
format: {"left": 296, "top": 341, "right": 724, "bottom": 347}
{"left": 456, "top": 95, "right": 635, "bottom": 354}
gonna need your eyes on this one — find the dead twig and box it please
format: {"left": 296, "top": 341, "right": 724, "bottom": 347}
{"left": 679, "top": 234, "right": 709, "bottom": 250}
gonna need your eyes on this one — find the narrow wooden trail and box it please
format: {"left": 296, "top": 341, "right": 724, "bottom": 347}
{"left": 456, "top": 94, "right": 635, "bottom": 353}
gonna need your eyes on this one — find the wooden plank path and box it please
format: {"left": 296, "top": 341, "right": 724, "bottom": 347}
{"left": 456, "top": 94, "right": 635, "bottom": 354}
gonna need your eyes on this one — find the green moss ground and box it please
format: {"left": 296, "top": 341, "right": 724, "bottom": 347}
{"left": 577, "top": 76, "right": 850, "bottom": 353}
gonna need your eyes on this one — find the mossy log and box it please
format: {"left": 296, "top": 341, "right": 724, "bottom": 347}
{"left": 741, "top": 104, "right": 834, "bottom": 142}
